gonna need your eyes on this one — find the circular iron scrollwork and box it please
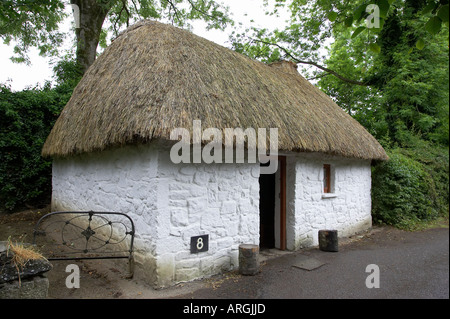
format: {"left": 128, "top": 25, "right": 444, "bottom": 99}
{"left": 33, "top": 211, "right": 135, "bottom": 260}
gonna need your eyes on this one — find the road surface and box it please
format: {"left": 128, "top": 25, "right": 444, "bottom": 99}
{"left": 178, "top": 226, "right": 449, "bottom": 299}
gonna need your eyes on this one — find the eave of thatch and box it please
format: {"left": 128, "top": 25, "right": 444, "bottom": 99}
{"left": 42, "top": 20, "right": 388, "bottom": 161}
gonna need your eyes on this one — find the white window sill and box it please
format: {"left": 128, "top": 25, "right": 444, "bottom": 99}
{"left": 322, "top": 193, "right": 338, "bottom": 199}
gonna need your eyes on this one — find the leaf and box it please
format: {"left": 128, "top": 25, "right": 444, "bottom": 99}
{"left": 416, "top": 39, "right": 425, "bottom": 50}
{"left": 377, "top": 0, "right": 390, "bottom": 18}
{"left": 369, "top": 43, "right": 381, "bottom": 53}
{"left": 425, "top": 16, "right": 442, "bottom": 35}
{"left": 437, "top": 5, "right": 449, "bottom": 23}
{"left": 422, "top": 1, "right": 438, "bottom": 15}
{"left": 352, "top": 26, "right": 366, "bottom": 38}
{"left": 371, "top": 18, "right": 385, "bottom": 32}
{"left": 327, "top": 11, "right": 338, "bottom": 22}
{"left": 353, "top": 3, "right": 368, "bottom": 22}
{"left": 344, "top": 16, "right": 354, "bottom": 27}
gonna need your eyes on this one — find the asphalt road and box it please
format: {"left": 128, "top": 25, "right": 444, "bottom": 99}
{"left": 180, "top": 226, "right": 449, "bottom": 299}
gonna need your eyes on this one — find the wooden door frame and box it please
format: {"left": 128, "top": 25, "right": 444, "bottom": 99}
{"left": 279, "top": 156, "right": 287, "bottom": 251}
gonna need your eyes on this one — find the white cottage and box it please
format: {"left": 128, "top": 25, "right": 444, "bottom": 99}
{"left": 42, "top": 21, "right": 388, "bottom": 287}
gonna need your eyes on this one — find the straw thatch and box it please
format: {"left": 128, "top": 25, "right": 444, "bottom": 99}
{"left": 42, "top": 20, "right": 388, "bottom": 161}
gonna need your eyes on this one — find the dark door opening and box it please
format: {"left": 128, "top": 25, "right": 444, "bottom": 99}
{"left": 259, "top": 163, "right": 275, "bottom": 249}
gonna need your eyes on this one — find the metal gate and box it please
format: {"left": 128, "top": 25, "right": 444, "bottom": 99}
{"left": 33, "top": 211, "right": 135, "bottom": 277}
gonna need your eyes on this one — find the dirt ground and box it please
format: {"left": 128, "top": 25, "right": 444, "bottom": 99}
{"left": 0, "top": 207, "right": 209, "bottom": 299}
{"left": 1, "top": 208, "right": 448, "bottom": 299}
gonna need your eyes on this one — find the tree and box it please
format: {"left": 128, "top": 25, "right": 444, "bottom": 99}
{"left": 0, "top": 0, "right": 67, "bottom": 64}
{"left": 318, "top": 2, "right": 449, "bottom": 146}
{"left": 230, "top": 0, "right": 449, "bottom": 86}
{"left": 1, "top": 0, "right": 232, "bottom": 74}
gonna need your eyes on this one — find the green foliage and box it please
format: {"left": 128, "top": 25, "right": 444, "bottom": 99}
{"left": 372, "top": 143, "right": 449, "bottom": 229}
{"left": 231, "top": 0, "right": 449, "bottom": 81}
{"left": 319, "top": 5, "right": 449, "bottom": 147}
{"left": 52, "top": 55, "right": 84, "bottom": 89}
{"left": 327, "top": 0, "right": 449, "bottom": 50}
{"left": 0, "top": 0, "right": 67, "bottom": 64}
{"left": 400, "top": 139, "right": 450, "bottom": 216}
{"left": 317, "top": 2, "right": 449, "bottom": 229}
{"left": 1, "top": 0, "right": 233, "bottom": 67}
{"left": 0, "top": 78, "right": 75, "bottom": 212}
{"left": 105, "top": 0, "right": 233, "bottom": 36}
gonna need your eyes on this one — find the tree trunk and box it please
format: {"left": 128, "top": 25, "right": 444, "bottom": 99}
{"left": 71, "top": 0, "right": 113, "bottom": 75}
{"left": 239, "top": 244, "right": 260, "bottom": 275}
{"left": 318, "top": 230, "right": 339, "bottom": 252}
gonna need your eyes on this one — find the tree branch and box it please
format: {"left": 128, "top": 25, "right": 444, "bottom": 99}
{"left": 166, "top": 0, "right": 182, "bottom": 25}
{"left": 307, "top": 72, "right": 332, "bottom": 82}
{"left": 122, "top": 0, "right": 130, "bottom": 27}
{"left": 113, "top": 1, "right": 126, "bottom": 35}
{"left": 253, "top": 39, "right": 371, "bottom": 86}
{"left": 186, "top": 0, "right": 214, "bottom": 19}
{"left": 130, "top": 0, "right": 139, "bottom": 16}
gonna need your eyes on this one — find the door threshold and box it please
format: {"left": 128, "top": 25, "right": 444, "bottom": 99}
{"left": 259, "top": 248, "right": 292, "bottom": 262}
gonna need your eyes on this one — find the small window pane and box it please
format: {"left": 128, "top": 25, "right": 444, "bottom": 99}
{"left": 323, "top": 164, "right": 331, "bottom": 193}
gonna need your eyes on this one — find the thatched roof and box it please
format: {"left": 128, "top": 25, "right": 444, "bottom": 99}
{"left": 42, "top": 20, "right": 388, "bottom": 161}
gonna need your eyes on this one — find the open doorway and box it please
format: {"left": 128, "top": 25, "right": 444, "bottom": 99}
{"left": 259, "top": 166, "right": 275, "bottom": 249}
{"left": 259, "top": 156, "right": 286, "bottom": 250}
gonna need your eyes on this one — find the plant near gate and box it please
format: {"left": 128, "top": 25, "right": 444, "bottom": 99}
{"left": 5, "top": 237, "right": 48, "bottom": 286}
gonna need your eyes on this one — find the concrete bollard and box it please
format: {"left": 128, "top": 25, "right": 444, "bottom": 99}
{"left": 239, "top": 244, "right": 260, "bottom": 275}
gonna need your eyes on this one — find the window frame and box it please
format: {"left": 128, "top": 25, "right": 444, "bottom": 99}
{"left": 323, "top": 164, "right": 331, "bottom": 194}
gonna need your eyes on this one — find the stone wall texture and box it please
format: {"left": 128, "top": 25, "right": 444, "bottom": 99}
{"left": 51, "top": 143, "right": 372, "bottom": 287}
{"left": 286, "top": 154, "right": 372, "bottom": 250}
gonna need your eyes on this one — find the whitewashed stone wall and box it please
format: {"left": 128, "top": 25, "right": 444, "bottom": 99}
{"left": 51, "top": 142, "right": 260, "bottom": 288}
{"left": 155, "top": 146, "right": 260, "bottom": 287}
{"left": 51, "top": 142, "right": 372, "bottom": 287}
{"left": 286, "top": 153, "right": 373, "bottom": 250}
{"left": 51, "top": 143, "right": 161, "bottom": 284}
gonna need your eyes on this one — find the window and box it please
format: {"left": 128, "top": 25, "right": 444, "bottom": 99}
{"left": 323, "top": 164, "right": 331, "bottom": 193}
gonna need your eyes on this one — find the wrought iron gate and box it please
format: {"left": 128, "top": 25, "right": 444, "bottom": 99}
{"left": 33, "top": 211, "right": 135, "bottom": 277}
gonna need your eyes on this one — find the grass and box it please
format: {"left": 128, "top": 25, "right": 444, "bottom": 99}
{"left": 405, "top": 215, "right": 449, "bottom": 231}
{"left": 377, "top": 214, "right": 450, "bottom": 232}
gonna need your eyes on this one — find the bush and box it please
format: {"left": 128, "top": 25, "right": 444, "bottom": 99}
{"left": 0, "top": 84, "right": 70, "bottom": 212}
{"left": 400, "top": 140, "right": 449, "bottom": 218}
{"left": 371, "top": 145, "right": 448, "bottom": 229}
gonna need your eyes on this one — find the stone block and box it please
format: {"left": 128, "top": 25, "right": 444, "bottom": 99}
{"left": 0, "top": 275, "right": 49, "bottom": 299}
{"left": 170, "top": 208, "right": 189, "bottom": 227}
{"left": 0, "top": 250, "right": 52, "bottom": 285}
{"left": 221, "top": 200, "right": 237, "bottom": 215}
{"left": 175, "top": 267, "right": 201, "bottom": 283}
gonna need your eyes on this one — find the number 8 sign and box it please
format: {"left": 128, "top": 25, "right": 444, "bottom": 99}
{"left": 190, "top": 235, "right": 209, "bottom": 253}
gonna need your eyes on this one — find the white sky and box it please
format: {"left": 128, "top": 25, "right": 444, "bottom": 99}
{"left": 0, "top": 0, "right": 289, "bottom": 91}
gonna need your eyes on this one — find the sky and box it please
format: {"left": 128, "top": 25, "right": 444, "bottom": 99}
{"left": 0, "top": 0, "right": 289, "bottom": 91}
